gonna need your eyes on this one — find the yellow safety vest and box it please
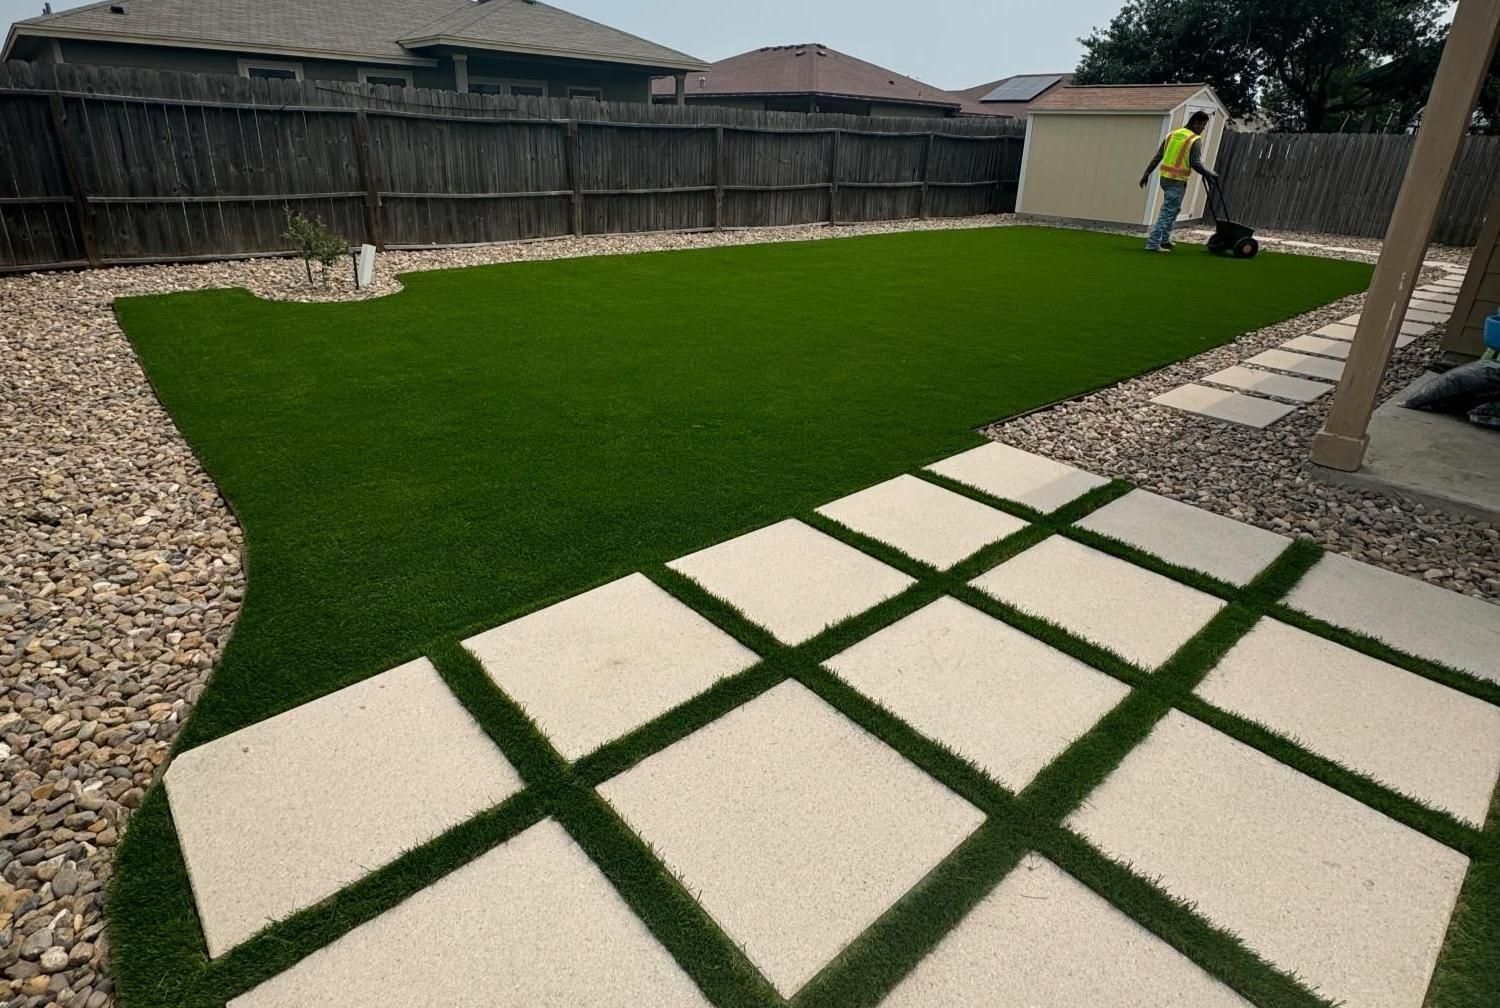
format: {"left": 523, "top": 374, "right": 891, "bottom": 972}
{"left": 1160, "top": 127, "right": 1200, "bottom": 182}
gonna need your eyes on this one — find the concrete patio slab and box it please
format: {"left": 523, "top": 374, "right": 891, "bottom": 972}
{"left": 1200, "top": 366, "right": 1331, "bottom": 403}
{"left": 1068, "top": 711, "right": 1470, "bottom": 1008}
{"left": 229, "top": 819, "right": 710, "bottom": 1008}
{"left": 597, "top": 680, "right": 983, "bottom": 997}
{"left": 925, "top": 442, "right": 1109, "bottom": 513}
{"left": 667, "top": 519, "right": 914, "bottom": 645}
{"left": 1076, "top": 490, "right": 1289, "bottom": 586}
{"left": 879, "top": 855, "right": 1251, "bottom": 1008}
{"left": 1280, "top": 334, "right": 1351, "bottom": 360}
{"left": 824, "top": 597, "right": 1128, "bottom": 791}
{"left": 1286, "top": 551, "right": 1500, "bottom": 684}
{"left": 1151, "top": 384, "right": 1297, "bottom": 428}
{"left": 1198, "top": 620, "right": 1500, "bottom": 826}
{"left": 462, "top": 573, "right": 759, "bottom": 761}
{"left": 816, "top": 474, "right": 1027, "bottom": 569}
{"left": 1243, "top": 349, "right": 1345, "bottom": 382}
{"left": 166, "top": 659, "right": 524, "bottom": 957}
{"left": 970, "top": 537, "right": 1225, "bottom": 669}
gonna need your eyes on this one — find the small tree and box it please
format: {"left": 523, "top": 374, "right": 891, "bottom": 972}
{"left": 282, "top": 210, "right": 347, "bottom": 287}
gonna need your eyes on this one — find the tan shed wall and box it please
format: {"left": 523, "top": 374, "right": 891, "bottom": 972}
{"left": 1019, "top": 113, "right": 1165, "bottom": 225}
{"left": 1444, "top": 183, "right": 1500, "bottom": 359}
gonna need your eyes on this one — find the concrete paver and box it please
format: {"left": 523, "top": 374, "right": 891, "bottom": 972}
{"left": 597, "top": 680, "right": 984, "bottom": 997}
{"left": 1286, "top": 552, "right": 1500, "bottom": 684}
{"left": 1280, "top": 334, "right": 1351, "bottom": 360}
{"left": 1407, "top": 308, "right": 1450, "bottom": 325}
{"left": 825, "top": 597, "right": 1128, "bottom": 791}
{"left": 1314, "top": 321, "right": 1358, "bottom": 340}
{"left": 1198, "top": 619, "right": 1500, "bottom": 826}
{"left": 1068, "top": 711, "right": 1470, "bottom": 1008}
{"left": 1151, "top": 384, "right": 1297, "bottom": 428}
{"left": 925, "top": 442, "right": 1109, "bottom": 513}
{"left": 1076, "top": 489, "right": 1289, "bottom": 586}
{"left": 1243, "top": 349, "right": 1345, "bottom": 381}
{"left": 1338, "top": 314, "right": 1433, "bottom": 337}
{"left": 971, "top": 536, "right": 1224, "bottom": 668}
{"left": 229, "top": 819, "right": 711, "bottom": 1008}
{"left": 463, "top": 573, "right": 759, "bottom": 761}
{"left": 667, "top": 519, "right": 914, "bottom": 645}
{"left": 816, "top": 474, "right": 1027, "bottom": 569}
{"left": 166, "top": 659, "right": 524, "bottom": 957}
{"left": 1200, "top": 366, "right": 1331, "bottom": 402}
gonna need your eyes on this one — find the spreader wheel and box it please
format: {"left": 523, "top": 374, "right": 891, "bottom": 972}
{"left": 1234, "top": 237, "right": 1260, "bottom": 259}
{"left": 1206, "top": 235, "right": 1226, "bottom": 254}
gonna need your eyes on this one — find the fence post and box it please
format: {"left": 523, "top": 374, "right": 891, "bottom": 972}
{"left": 918, "top": 132, "right": 935, "bottom": 219}
{"left": 46, "top": 92, "right": 101, "bottom": 267}
{"left": 352, "top": 110, "right": 385, "bottom": 250}
{"left": 828, "top": 128, "right": 842, "bottom": 225}
{"left": 565, "top": 119, "right": 584, "bottom": 235}
{"left": 714, "top": 125, "right": 726, "bottom": 232}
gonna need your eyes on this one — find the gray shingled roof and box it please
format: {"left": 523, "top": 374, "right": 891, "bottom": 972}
{"left": 8, "top": 0, "right": 707, "bottom": 70}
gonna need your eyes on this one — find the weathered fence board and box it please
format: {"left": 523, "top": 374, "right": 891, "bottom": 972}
{"left": 0, "top": 61, "right": 1023, "bottom": 272}
{"left": 1215, "top": 130, "right": 1500, "bottom": 246}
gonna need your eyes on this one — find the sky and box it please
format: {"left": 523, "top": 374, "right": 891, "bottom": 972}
{"left": 0, "top": 0, "right": 1128, "bottom": 90}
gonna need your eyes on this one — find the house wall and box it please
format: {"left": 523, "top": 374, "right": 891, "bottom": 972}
{"left": 1444, "top": 184, "right": 1500, "bottom": 359}
{"left": 461, "top": 54, "right": 651, "bottom": 102}
{"left": 1019, "top": 113, "right": 1165, "bottom": 225}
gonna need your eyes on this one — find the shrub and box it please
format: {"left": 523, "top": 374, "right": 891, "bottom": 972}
{"left": 282, "top": 210, "right": 348, "bottom": 287}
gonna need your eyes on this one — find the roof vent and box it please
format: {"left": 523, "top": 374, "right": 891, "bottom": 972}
{"left": 108, "top": 2, "right": 125, "bottom": 11}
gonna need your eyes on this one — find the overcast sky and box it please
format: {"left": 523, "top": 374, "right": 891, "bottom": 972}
{"left": 0, "top": 0, "right": 1127, "bottom": 90}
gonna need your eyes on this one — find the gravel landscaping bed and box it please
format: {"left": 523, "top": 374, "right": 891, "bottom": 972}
{"left": 0, "top": 214, "right": 1486, "bottom": 1008}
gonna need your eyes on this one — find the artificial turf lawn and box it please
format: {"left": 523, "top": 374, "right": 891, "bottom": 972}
{"left": 107, "top": 225, "right": 1383, "bottom": 1006}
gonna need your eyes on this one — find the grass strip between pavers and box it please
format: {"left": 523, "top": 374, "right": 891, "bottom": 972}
{"left": 112, "top": 468, "right": 1498, "bottom": 1008}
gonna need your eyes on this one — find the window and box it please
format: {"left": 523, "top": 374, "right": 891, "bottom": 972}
{"left": 359, "top": 68, "right": 414, "bottom": 88}
{"left": 470, "top": 77, "right": 548, "bottom": 98}
{"left": 237, "top": 59, "right": 303, "bottom": 81}
{"left": 567, "top": 86, "right": 604, "bottom": 101}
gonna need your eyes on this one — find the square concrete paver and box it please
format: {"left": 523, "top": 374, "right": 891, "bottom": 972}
{"left": 1415, "top": 289, "right": 1458, "bottom": 304}
{"left": 230, "top": 819, "right": 710, "bottom": 1008}
{"left": 1314, "top": 321, "right": 1358, "bottom": 341}
{"left": 824, "top": 597, "right": 1128, "bottom": 791}
{"left": 1313, "top": 323, "right": 1416, "bottom": 348}
{"left": 1407, "top": 308, "right": 1450, "bottom": 325}
{"left": 1286, "top": 552, "right": 1500, "bottom": 684}
{"left": 1076, "top": 490, "right": 1289, "bottom": 586}
{"left": 597, "top": 680, "right": 984, "bottom": 997}
{"left": 970, "top": 537, "right": 1225, "bottom": 669}
{"left": 816, "top": 474, "right": 1027, "bottom": 569}
{"left": 880, "top": 855, "right": 1251, "bottom": 1008}
{"left": 667, "top": 519, "right": 914, "bottom": 645}
{"left": 1280, "top": 334, "right": 1351, "bottom": 360}
{"left": 462, "top": 573, "right": 759, "bottom": 761}
{"left": 1409, "top": 299, "right": 1452, "bottom": 315}
{"left": 1068, "top": 711, "right": 1470, "bottom": 1008}
{"left": 1198, "top": 619, "right": 1500, "bottom": 825}
{"left": 925, "top": 442, "right": 1109, "bottom": 513}
{"left": 1200, "top": 366, "right": 1331, "bottom": 403}
{"left": 166, "top": 659, "right": 524, "bottom": 957}
{"left": 1244, "top": 349, "right": 1346, "bottom": 381}
{"left": 1338, "top": 314, "right": 1432, "bottom": 337}
{"left": 1151, "top": 384, "right": 1297, "bottom": 428}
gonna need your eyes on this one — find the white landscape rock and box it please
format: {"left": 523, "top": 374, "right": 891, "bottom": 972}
{"left": 1151, "top": 384, "right": 1298, "bottom": 428}
{"left": 229, "top": 819, "right": 711, "bottom": 1008}
{"left": 880, "top": 855, "right": 1252, "bottom": 1008}
{"left": 165, "top": 659, "right": 523, "bottom": 957}
{"left": 666, "top": 519, "right": 913, "bottom": 645}
{"left": 815, "top": 474, "right": 1027, "bottom": 569}
{"left": 925, "top": 442, "right": 1108, "bottom": 513}
{"left": 1068, "top": 711, "right": 1469, "bottom": 1008}
{"left": 1286, "top": 552, "right": 1500, "bottom": 684}
{"left": 596, "top": 679, "right": 984, "bottom": 998}
{"left": 1076, "top": 489, "right": 1289, "bottom": 586}
{"left": 1200, "top": 365, "right": 1332, "bottom": 403}
{"left": 462, "top": 573, "right": 759, "bottom": 761}
{"left": 824, "top": 596, "right": 1128, "bottom": 791}
{"left": 1197, "top": 619, "right": 1500, "bottom": 825}
{"left": 970, "top": 536, "right": 1225, "bottom": 668}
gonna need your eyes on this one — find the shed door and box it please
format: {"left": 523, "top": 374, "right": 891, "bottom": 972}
{"left": 1181, "top": 101, "right": 1224, "bottom": 219}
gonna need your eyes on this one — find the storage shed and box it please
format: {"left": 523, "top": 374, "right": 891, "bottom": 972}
{"left": 1017, "top": 83, "right": 1229, "bottom": 228}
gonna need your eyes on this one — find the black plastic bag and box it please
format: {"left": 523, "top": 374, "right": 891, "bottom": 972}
{"left": 1404, "top": 361, "right": 1500, "bottom": 414}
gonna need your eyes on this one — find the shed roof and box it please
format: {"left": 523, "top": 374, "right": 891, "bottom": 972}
{"left": 651, "top": 43, "right": 960, "bottom": 110}
{"left": 5, "top": 0, "right": 708, "bottom": 71}
{"left": 1029, "top": 83, "right": 1213, "bottom": 114}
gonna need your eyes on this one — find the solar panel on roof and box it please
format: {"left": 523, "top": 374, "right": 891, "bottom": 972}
{"left": 980, "top": 74, "right": 1065, "bottom": 103}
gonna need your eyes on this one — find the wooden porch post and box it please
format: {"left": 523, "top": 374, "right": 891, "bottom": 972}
{"left": 452, "top": 54, "right": 469, "bottom": 95}
{"left": 1310, "top": 0, "right": 1500, "bottom": 472}
{"left": 674, "top": 73, "right": 687, "bottom": 106}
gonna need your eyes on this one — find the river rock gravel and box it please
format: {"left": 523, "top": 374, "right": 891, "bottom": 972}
{"left": 0, "top": 216, "right": 1488, "bottom": 1008}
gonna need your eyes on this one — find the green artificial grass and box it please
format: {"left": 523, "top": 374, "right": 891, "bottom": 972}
{"left": 111, "top": 225, "right": 1500, "bottom": 1008}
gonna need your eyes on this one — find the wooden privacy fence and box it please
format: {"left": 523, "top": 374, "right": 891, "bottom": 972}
{"left": 0, "top": 62, "right": 1024, "bottom": 273}
{"left": 1214, "top": 130, "right": 1500, "bottom": 246}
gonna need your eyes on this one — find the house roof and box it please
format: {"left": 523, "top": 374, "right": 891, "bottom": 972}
{"left": 651, "top": 43, "right": 960, "bottom": 110}
{"left": 1028, "top": 83, "right": 1214, "bottom": 114}
{"left": 953, "top": 72, "right": 1071, "bottom": 117}
{"left": 4, "top": 0, "right": 708, "bottom": 71}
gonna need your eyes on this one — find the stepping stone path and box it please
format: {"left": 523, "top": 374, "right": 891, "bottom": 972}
{"left": 169, "top": 443, "right": 1498, "bottom": 1008}
{"left": 1200, "top": 365, "right": 1333, "bottom": 402}
{"left": 1150, "top": 383, "right": 1297, "bottom": 428}
{"left": 1243, "top": 348, "right": 1346, "bottom": 381}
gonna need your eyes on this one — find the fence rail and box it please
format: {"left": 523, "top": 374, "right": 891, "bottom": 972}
{"left": 0, "top": 62, "right": 1024, "bottom": 272}
{"left": 1215, "top": 130, "right": 1500, "bottom": 247}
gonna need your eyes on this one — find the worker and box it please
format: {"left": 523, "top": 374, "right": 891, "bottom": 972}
{"left": 1138, "top": 110, "right": 1219, "bottom": 253}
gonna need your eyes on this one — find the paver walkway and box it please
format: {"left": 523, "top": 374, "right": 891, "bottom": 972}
{"left": 163, "top": 443, "right": 1497, "bottom": 1008}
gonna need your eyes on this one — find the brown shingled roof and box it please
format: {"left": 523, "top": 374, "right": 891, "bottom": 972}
{"left": 1028, "top": 83, "right": 1211, "bottom": 113}
{"left": 953, "top": 72, "right": 1072, "bottom": 117}
{"left": 652, "top": 44, "right": 960, "bottom": 110}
